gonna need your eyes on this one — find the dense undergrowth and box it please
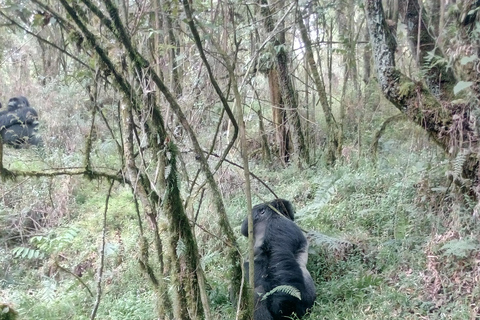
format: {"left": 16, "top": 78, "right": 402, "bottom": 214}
{"left": 1, "top": 123, "right": 480, "bottom": 320}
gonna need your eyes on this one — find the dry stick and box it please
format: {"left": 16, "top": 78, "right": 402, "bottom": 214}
{"left": 90, "top": 179, "right": 115, "bottom": 320}
{"left": 194, "top": 188, "right": 206, "bottom": 225}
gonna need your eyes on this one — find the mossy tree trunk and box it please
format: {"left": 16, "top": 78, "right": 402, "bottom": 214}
{"left": 365, "top": 0, "right": 480, "bottom": 205}
{"left": 164, "top": 143, "right": 205, "bottom": 319}
{"left": 398, "top": 0, "right": 456, "bottom": 100}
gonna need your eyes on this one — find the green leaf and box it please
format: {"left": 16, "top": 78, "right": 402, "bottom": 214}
{"left": 460, "top": 55, "right": 477, "bottom": 65}
{"left": 453, "top": 81, "right": 473, "bottom": 95}
{"left": 468, "top": 7, "right": 480, "bottom": 16}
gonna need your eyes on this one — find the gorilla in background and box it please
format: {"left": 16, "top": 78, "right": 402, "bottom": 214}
{"left": 241, "top": 199, "right": 316, "bottom": 320}
{"left": 0, "top": 96, "right": 42, "bottom": 147}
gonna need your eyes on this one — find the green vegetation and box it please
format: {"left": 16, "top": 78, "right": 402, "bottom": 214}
{"left": 2, "top": 125, "right": 479, "bottom": 319}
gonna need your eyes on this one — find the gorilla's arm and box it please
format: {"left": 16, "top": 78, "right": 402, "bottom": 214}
{"left": 0, "top": 113, "right": 18, "bottom": 129}
{"left": 0, "top": 108, "right": 38, "bottom": 129}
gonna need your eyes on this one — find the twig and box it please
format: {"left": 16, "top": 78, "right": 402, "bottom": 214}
{"left": 201, "top": 150, "right": 278, "bottom": 199}
{"left": 90, "top": 179, "right": 115, "bottom": 320}
{"left": 55, "top": 261, "right": 94, "bottom": 297}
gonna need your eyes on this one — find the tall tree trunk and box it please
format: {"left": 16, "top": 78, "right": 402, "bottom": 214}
{"left": 259, "top": 0, "right": 308, "bottom": 165}
{"left": 257, "top": 107, "right": 272, "bottom": 165}
{"left": 335, "top": 0, "right": 358, "bottom": 159}
{"left": 363, "top": 28, "right": 372, "bottom": 84}
{"left": 268, "top": 68, "right": 291, "bottom": 164}
{"left": 276, "top": 44, "right": 309, "bottom": 164}
{"left": 296, "top": 8, "right": 338, "bottom": 165}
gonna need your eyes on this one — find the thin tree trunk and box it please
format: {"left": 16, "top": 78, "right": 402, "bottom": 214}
{"left": 363, "top": 28, "right": 371, "bottom": 84}
{"left": 257, "top": 107, "right": 272, "bottom": 165}
{"left": 164, "top": 143, "right": 205, "bottom": 320}
{"left": 161, "top": 0, "right": 182, "bottom": 97}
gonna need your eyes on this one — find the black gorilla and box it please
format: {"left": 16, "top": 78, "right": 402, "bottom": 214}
{"left": 0, "top": 96, "right": 42, "bottom": 147}
{"left": 241, "top": 199, "right": 316, "bottom": 320}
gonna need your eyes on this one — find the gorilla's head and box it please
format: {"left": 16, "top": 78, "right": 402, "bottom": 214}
{"left": 241, "top": 199, "right": 295, "bottom": 237}
{"left": 7, "top": 96, "right": 30, "bottom": 111}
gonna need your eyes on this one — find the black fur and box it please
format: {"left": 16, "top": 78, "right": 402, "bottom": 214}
{"left": 1, "top": 124, "right": 42, "bottom": 147}
{"left": 0, "top": 96, "right": 42, "bottom": 147}
{"left": 242, "top": 199, "right": 316, "bottom": 319}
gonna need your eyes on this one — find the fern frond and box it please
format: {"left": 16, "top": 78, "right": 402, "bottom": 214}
{"left": 12, "top": 246, "right": 45, "bottom": 259}
{"left": 453, "top": 150, "right": 468, "bottom": 178}
{"left": 307, "top": 231, "right": 353, "bottom": 254}
{"left": 260, "top": 285, "right": 301, "bottom": 301}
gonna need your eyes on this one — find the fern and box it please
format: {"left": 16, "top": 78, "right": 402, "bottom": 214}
{"left": 13, "top": 227, "right": 80, "bottom": 261}
{"left": 296, "top": 175, "right": 339, "bottom": 218}
{"left": 398, "top": 81, "right": 415, "bottom": 99}
{"left": 30, "top": 226, "right": 79, "bottom": 254}
{"left": 39, "top": 278, "right": 58, "bottom": 302}
{"left": 453, "top": 150, "right": 467, "bottom": 178}
{"left": 441, "top": 239, "right": 478, "bottom": 258}
{"left": 260, "top": 285, "right": 301, "bottom": 301}
{"left": 307, "top": 231, "right": 353, "bottom": 254}
{"left": 12, "top": 246, "right": 45, "bottom": 259}
{"left": 176, "top": 238, "right": 187, "bottom": 258}
{"left": 446, "top": 150, "right": 470, "bottom": 187}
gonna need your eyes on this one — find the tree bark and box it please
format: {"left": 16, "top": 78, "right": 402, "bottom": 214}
{"left": 268, "top": 68, "right": 291, "bottom": 164}
{"left": 164, "top": 143, "right": 205, "bottom": 319}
